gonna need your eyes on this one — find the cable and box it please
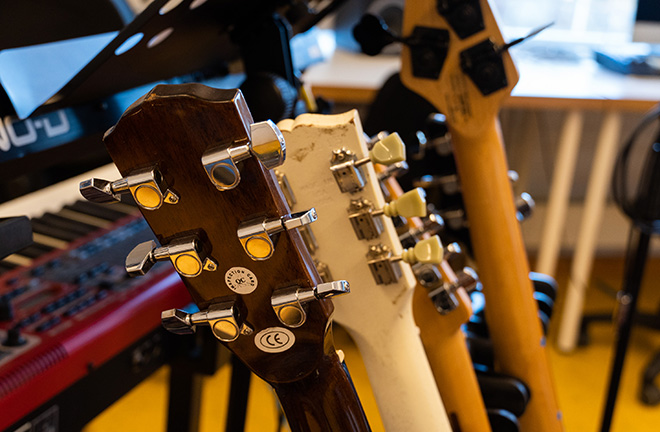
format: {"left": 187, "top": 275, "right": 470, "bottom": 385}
{"left": 611, "top": 103, "right": 660, "bottom": 231}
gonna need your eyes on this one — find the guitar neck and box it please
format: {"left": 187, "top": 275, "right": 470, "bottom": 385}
{"left": 381, "top": 172, "right": 491, "bottom": 432}
{"left": 450, "top": 119, "right": 562, "bottom": 431}
{"left": 272, "top": 343, "right": 370, "bottom": 432}
{"left": 412, "top": 285, "right": 491, "bottom": 432}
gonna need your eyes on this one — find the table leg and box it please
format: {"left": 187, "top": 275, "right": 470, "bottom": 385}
{"left": 536, "top": 110, "right": 584, "bottom": 276}
{"left": 557, "top": 111, "right": 622, "bottom": 353}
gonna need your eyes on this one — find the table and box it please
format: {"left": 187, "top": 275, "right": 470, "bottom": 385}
{"left": 302, "top": 48, "right": 660, "bottom": 353}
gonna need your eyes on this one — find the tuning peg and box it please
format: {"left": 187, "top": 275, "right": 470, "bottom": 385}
{"left": 460, "top": 39, "right": 509, "bottom": 96}
{"left": 330, "top": 133, "right": 406, "bottom": 193}
{"left": 413, "top": 263, "right": 459, "bottom": 313}
{"left": 126, "top": 237, "right": 217, "bottom": 278}
{"left": 380, "top": 188, "right": 427, "bottom": 218}
{"left": 414, "top": 174, "right": 461, "bottom": 196}
{"left": 442, "top": 241, "right": 466, "bottom": 269}
{"left": 515, "top": 192, "right": 535, "bottom": 222}
{"left": 413, "top": 261, "right": 480, "bottom": 314}
{"left": 348, "top": 188, "right": 426, "bottom": 240}
{"left": 353, "top": 14, "right": 449, "bottom": 79}
{"left": 272, "top": 280, "right": 350, "bottom": 328}
{"left": 352, "top": 14, "right": 399, "bottom": 56}
{"left": 80, "top": 167, "right": 179, "bottom": 210}
{"left": 455, "top": 266, "right": 481, "bottom": 293}
{"left": 377, "top": 161, "right": 409, "bottom": 182}
{"left": 202, "top": 120, "right": 286, "bottom": 191}
{"left": 237, "top": 209, "right": 317, "bottom": 261}
{"left": 398, "top": 236, "right": 443, "bottom": 265}
{"left": 366, "top": 236, "right": 443, "bottom": 285}
{"left": 440, "top": 208, "right": 468, "bottom": 231}
{"left": 162, "top": 301, "right": 253, "bottom": 342}
{"left": 398, "top": 210, "right": 446, "bottom": 248}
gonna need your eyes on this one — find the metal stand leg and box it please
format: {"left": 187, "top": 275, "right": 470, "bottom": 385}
{"left": 225, "top": 354, "right": 252, "bottom": 432}
{"left": 599, "top": 227, "right": 651, "bottom": 432}
{"left": 167, "top": 361, "right": 203, "bottom": 432}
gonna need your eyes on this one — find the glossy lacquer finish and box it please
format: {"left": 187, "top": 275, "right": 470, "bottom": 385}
{"left": 401, "top": 1, "right": 563, "bottom": 430}
{"left": 103, "top": 84, "right": 369, "bottom": 431}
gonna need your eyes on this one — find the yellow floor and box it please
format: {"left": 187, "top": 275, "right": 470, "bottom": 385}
{"left": 84, "top": 257, "right": 660, "bottom": 431}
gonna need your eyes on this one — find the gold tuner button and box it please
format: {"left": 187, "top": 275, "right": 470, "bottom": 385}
{"left": 238, "top": 209, "right": 317, "bottom": 261}
{"left": 272, "top": 281, "right": 350, "bottom": 328}
{"left": 162, "top": 302, "right": 252, "bottom": 343}
{"left": 80, "top": 167, "right": 178, "bottom": 210}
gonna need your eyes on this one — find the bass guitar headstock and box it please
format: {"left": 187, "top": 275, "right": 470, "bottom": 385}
{"left": 355, "top": 0, "right": 517, "bottom": 137}
{"left": 80, "top": 84, "right": 348, "bottom": 384}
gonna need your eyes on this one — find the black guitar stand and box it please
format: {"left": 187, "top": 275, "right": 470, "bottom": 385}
{"left": 598, "top": 105, "right": 660, "bottom": 432}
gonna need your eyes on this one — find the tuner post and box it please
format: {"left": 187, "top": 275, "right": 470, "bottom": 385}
{"left": 202, "top": 120, "right": 285, "bottom": 191}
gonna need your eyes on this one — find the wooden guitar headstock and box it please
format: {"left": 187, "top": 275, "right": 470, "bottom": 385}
{"left": 399, "top": 0, "right": 518, "bottom": 137}
{"left": 86, "top": 84, "right": 340, "bottom": 384}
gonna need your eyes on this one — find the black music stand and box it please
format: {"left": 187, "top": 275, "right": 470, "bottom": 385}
{"left": 599, "top": 113, "right": 660, "bottom": 432}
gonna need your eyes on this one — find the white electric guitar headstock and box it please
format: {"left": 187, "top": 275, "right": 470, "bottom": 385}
{"left": 277, "top": 110, "right": 452, "bottom": 431}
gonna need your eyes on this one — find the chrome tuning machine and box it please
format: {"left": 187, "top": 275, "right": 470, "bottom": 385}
{"left": 202, "top": 120, "right": 285, "bottom": 190}
{"left": 161, "top": 301, "right": 252, "bottom": 342}
{"left": 271, "top": 280, "right": 350, "bottom": 328}
{"left": 237, "top": 209, "right": 317, "bottom": 261}
{"left": 330, "top": 133, "right": 405, "bottom": 193}
{"left": 80, "top": 167, "right": 178, "bottom": 210}
{"left": 348, "top": 188, "right": 427, "bottom": 240}
{"left": 126, "top": 236, "right": 217, "bottom": 278}
{"left": 367, "top": 236, "right": 443, "bottom": 285}
{"left": 415, "top": 263, "right": 480, "bottom": 314}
